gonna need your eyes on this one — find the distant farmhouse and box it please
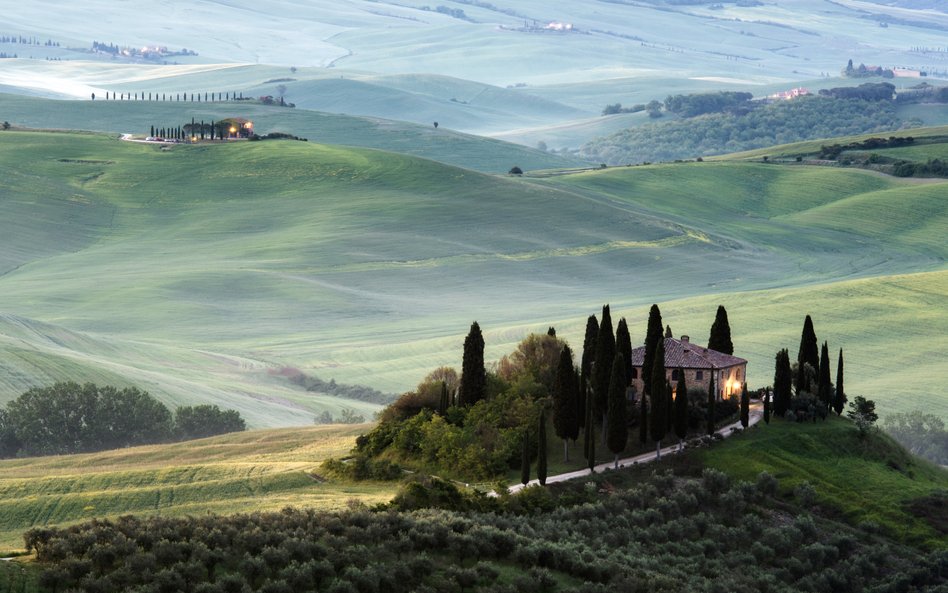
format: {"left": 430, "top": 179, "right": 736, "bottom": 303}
{"left": 630, "top": 336, "right": 747, "bottom": 401}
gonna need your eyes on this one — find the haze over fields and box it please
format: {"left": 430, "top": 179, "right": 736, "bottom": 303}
{"left": 0, "top": 0, "right": 946, "bottom": 426}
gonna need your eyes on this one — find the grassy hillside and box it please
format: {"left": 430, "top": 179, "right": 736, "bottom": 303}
{"left": 0, "top": 424, "right": 393, "bottom": 553}
{"left": 0, "top": 130, "right": 944, "bottom": 422}
{"left": 0, "top": 93, "right": 585, "bottom": 173}
{"left": 703, "top": 416, "right": 948, "bottom": 549}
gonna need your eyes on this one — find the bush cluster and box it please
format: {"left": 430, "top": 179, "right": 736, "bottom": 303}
{"left": 0, "top": 382, "right": 246, "bottom": 458}
{"left": 24, "top": 469, "right": 948, "bottom": 592}
{"left": 582, "top": 96, "right": 911, "bottom": 164}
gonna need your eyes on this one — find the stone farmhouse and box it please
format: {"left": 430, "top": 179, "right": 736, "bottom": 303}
{"left": 629, "top": 336, "right": 747, "bottom": 401}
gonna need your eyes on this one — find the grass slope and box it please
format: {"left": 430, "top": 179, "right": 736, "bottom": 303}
{"left": 0, "top": 425, "right": 394, "bottom": 553}
{"left": 703, "top": 416, "right": 948, "bottom": 549}
{"left": 0, "top": 130, "right": 944, "bottom": 423}
{"left": 0, "top": 93, "right": 585, "bottom": 173}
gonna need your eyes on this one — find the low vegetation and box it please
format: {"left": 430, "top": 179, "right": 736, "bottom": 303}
{"left": 582, "top": 96, "right": 915, "bottom": 164}
{"left": 0, "top": 383, "right": 246, "bottom": 458}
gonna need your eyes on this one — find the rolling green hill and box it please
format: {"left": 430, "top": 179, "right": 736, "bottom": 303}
{"left": 0, "top": 93, "right": 585, "bottom": 173}
{"left": 0, "top": 129, "right": 944, "bottom": 425}
{"left": 0, "top": 424, "right": 395, "bottom": 552}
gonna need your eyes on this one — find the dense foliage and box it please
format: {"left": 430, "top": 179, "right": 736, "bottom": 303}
{"left": 22, "top": 467, "right": 948, "bottom": 593}
{"left": 581, "top": 96, "right": 912, "bottom": 164}
{"left": 884, "top": 410, "right": 948, "bottom": 466}
{"left": 0, "top": 382, "right": 246, "bottom": 458}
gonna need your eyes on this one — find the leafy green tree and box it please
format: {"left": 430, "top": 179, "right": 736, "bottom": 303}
{"left": 520, "top": 431, "right": 530, "bottom": 486}
{"left": 673, "top": 370, "right": 688, "bottom": 450}
{"left": 649, "top": 340, "right": 667, "bottom": 458}
{"left": 175, "top": 405, "right": 245, "bottom": 441}
{"left": 0, "top": 409, "right": 22, "bottom": 458}
{"left": 847, "top": 396, "right": 878, "bottom": 438}
{"left": 796, "top": 315, "right": 819, "bottom": 395}
{"left": 708, "top": 305, "right": 734, "bottom": 355}
{"left": 537, "top": 411, "right": 548, "bottom": 486}
{"left": 773, "top": 349, "right": 792, "bottom": 417}
{"left": 458, "top": 321, "right": 486, "bottom": 406}
{"left": 606, "top": 354, "right": 628, "bottom": 468}
{"left": 96, "top": 386, "right": 173, "bottom": 449}
{"left": 833, "top": 349, "right": 846, "bottom": 415}
{"left": 740, "top": 383, "right": 749, "bottom": 428}
{"left": 707, "top": 372, "right": 716, "bottom": 436}
{"left": 593, "top": 305, "right": 615, "bottom": 437}
{"left": 552, "top": 345, "right": 579, "bottom": 462}
{"left": 615, "top": 318, "right": 633, "bottom": 387}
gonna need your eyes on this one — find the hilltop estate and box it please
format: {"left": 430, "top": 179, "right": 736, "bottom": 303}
{"left": 630, "top": 336, "right": 747, "bottom": 401}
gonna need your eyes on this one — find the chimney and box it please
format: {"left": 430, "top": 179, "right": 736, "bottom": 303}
{"left": 681, "top": 335, "right": 689, "bottom": 343}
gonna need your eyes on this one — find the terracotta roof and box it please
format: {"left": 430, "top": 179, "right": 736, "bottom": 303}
{"left": 630, "top": 337, "right": 746, "bottom": 370}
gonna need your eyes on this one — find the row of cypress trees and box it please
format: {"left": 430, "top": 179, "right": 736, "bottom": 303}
{"left": 771, "top": 314, "right": 845, "bottom": 419}
{"left": 516, "top": 303, "right": 744, "bottom": 484}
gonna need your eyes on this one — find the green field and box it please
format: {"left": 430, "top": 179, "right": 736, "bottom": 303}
{"left": 703, "top": 416, "right": 948, "bottom": 549}
{"left": 0, "top": 424, "right": 395, "bottom": 553}
{"left": 0, "top": 129, "right": 944, "bottom": 424}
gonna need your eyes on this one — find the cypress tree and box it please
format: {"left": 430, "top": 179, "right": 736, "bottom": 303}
{"left": 593, "top": 305, "right": 615, "bottom": 439}
{"left": 707, "top": 371, "right": 716, "bottom": 436}
{"left": 740, "top": 382, "right": 749, "bottom": 428}
{"left": 674, "top": 370, "right": 688, "bottom": 450}
{"left": 818, "top": 341, "right": 832, "bottom": 407}
{"left": 438, "top": 381, "right": 448, "bottom": 415}
{"left": 537, "top": 411, "right": 548, "bottom": 486}
{"left": 583, "top": 381, "right": 593, "bottom": 465}
{"left": 639, "top": 385, "right": 648, "bottom": 445}
{"left": 606, "top": 354, "right": 628, "bottom": 468}
{"left": 585, "top": 389, "right": 595, "bottom": 473}
{"left": 773, "top": 348, "right": 792, "bottom": 417}
{"left": 520, "top": 431, "right": 530, "bottom": 486}
{"left": 833, "top": 349, "right": 846, "bottom": 415}
{"left": 763, "top": 391, "right": 771, "bottom": 424}
{"left": 650, "top": 339, "right": 667, "bottom": 458}
{"left": 666, "top": 378, "right": 674, "bottom": 434}
{"left": 458, "top": 321, "right": 486, "bottom": 406}
{"left": 547, "top": 326, "right": 556, "bottom": 337}
{"left": 665, "top": 325, "right": 673, "bottom": 338}
{"left": 708, "top": 305, "right": 734, "bottom": 354}
{"left": 642, "top": 304, "right": 664, "bottom": 398}
{"left": 553, "top": 345, "right": 579, "bottom": 462}
{"left": 796, "top": 315, "right": 819, "bottom": 394}
{"left": 150, "top": 125, "right": 155, "bottom": 136}
{"left": 580, "top": 315, "right": 599, "bottom": 429}
{"left": 615, "top": 317, "right": 633, "bottom": 386}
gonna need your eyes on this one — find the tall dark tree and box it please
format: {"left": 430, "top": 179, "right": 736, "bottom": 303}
{"left": 606, "top": 354, "right": 628, "bottom": 468}
{"left": 818, "top": 341, "right": 833, "bottom": 407}
{"left": 458, "top": 321, "right": 486, "bottom": 406}
{"left": 547, "top": 326, "right": 556, "bottom": 337}
{"left": 537, "top": 411, "right": 548, "bottom": 486}
{"left": 642, "top": 304, "right": 664, "bottom": 398}
{"left": 615, "top": 318, "right": 633, "bottom": 387}
{"left": 674, "top": 370, "right": 688, "bottom": 450}
{"left": 585, "top": 388, "right": 595, "bottom": 473}
{"left": 577, "top": 368, "right": 587, "bottom": 430}
{"left": 708, "top": 305, "right": 734, "bottom": 355}
{"left": 833, "top": 349, "right": 846, "bottom": 416}
{"left": 553, "top": 345, "right": 579, "bottom": 462}
{"left": 639, "top": 386, "right": 648, "bottom": 446}
{"left": 664, "top": 325, "right": 673, "bottom": 339}
{"left": 707, "top": 371, "right": 716, "bottom": 436}
{"left": 650, "top": 339, "right": 667, "bottom": 458}
{"left": 763, "top": 391, "right": 771, "bottom": 424}
{"left": 740, "top": 383, "right": 749, "bottom": 428}
{"left": 438, "top": 381, "right": 449, "bottom": 415}
{"left": 579, "top": 315, "right": 598, "bottom": 431}
{"left": 773, "top": 348, "right": 792, "bottom": 417}
{"left": 520, "top": 431, "right": 530, "bottom": 486}
{"left": 593, "top": 305, "right": 616, "bottom": 437}
{"left": 796, "top": 315, "right": 819, "bottom": 394}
